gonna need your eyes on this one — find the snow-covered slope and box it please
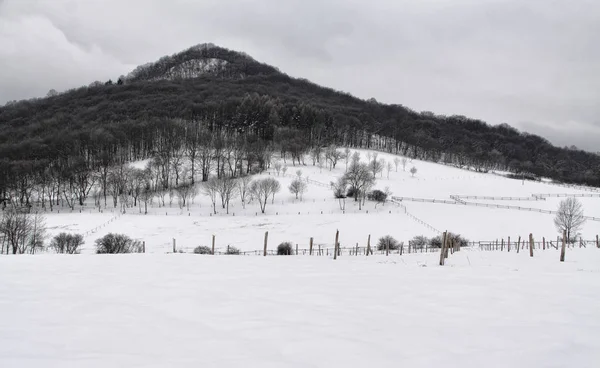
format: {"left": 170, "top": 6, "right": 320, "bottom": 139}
{"left": 42, "top": 148, "right": 600, "bottom": 254}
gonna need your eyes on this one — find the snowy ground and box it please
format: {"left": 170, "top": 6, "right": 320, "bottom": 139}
{"left": 37, "top": 148, "right": 600, "bottom": 253}
{"left": 1, "top": 247, "right": 599, "bottom": 367}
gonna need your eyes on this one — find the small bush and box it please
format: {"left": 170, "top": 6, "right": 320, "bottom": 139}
{"left": 367, "top": 189, "right": 387, "bottom": 203}
{"left": 430, "top": 233, "right": 469, "bottom": 248}
{"left": 226, "top": 246, "right": 240, "bottom": 255}
{"left": 194, "top": 246, "right": 212, "bottom": 254}
{"left": 410, "top": 235, "right": 429, "bottom": 250}
{"left": 377, "top": 235, "right": 399, "bottom": 251}
{"left": 50, "top": 233, "right": 84, "bottom": 254}
{"left": 95, "top": 233, "right": 143, "bottom": 254}
{"left": 277, "top": 242, "right": 294, "bottom": 255}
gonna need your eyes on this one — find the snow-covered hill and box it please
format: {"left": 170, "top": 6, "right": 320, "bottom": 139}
{"left": 41, "top": 148, "right": 600, "bottom": 254}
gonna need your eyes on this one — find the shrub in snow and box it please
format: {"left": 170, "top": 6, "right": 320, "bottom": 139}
{"left": 277, "top": 242, "right": 294, "bottom": 255}
{"left": 346, "top": 186, "right": 357, "bottom": 198}
{"left": 410, "top": 235, "right": 429, "bottom": 250}
{"left": 95, "top": 233, "right": 143, "bottom": 254}
{"left": 367, "top": 189, "right": 387, "bottom": 203}
{"left": 193, "top": 246, "right": 212, "bottom": 254}
{"left": 50, "top": 233, "right": 84, "bottom": 254}
{"left": 377, "top": 235, "right": 399, "bottom": 251}
{"left": 430, "top": 233, "right": 469, "bottom": 248}
{"left": 225, "top": 246, "right": 240, "bottom": 255}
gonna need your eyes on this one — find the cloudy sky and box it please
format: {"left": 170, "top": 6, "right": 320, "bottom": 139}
{"left": 1, "top": 0, "right": 598, "bottom": 151}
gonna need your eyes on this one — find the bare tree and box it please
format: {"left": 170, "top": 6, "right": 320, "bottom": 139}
{"left": 50, "top": 233, "right": 84, "bottom": 254}
{"left": 238, "top": 175, "right": 252, "bottom": 209}
{"left": 554, "top": 197, "right": 586, "bottom": 242}
{"left": 0, "top": 208, "right": 46, "bottom": 254}
{"left": 331, "top": 177, "right": 348, "bottom": 210}
{"left": 368, "top": 154, "right": 384, "bottom": 178}
{"left": 386, "top": 162, "right": 393, "bottom": 179}
{"left": 289, "top": 178, "right": 308, "bottom": 200}
{"left": 216, "top": 176, "right": 239, "bottom": 214}
{"left": 176, "top": 183, "right": 197, "bottom": 210}
{"left": 402, "top": 157, "right": 408, "bottom": 171}
{"left": 393, "top": 157, "right": 400, "bottom": 172}
{"left": 310, "top": 147, "right": 322, "bottom": 166}
{"left": 202, "top": 177, "right": 220, "bottom": 214}
{"left": 344, "top": 147, "right": 351, "bottom": 171}
{"left": 274, "top": 161, "right": 282, "bottom": 176}
{"left": 249, "top": 178, "right": 281, "bottom": 213}
{"left": 325, "top": 145, "right": 343, "bottom": 170}
{"left": 343, "top": 162, "right": 376, "bottom": 210}
{"left": 410, "top": 166, "right": 417, "bottom": 177}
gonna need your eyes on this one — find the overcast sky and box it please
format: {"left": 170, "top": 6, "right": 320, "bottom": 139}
{"left": 1, "top": 0, "right": 599, "bottom": 151}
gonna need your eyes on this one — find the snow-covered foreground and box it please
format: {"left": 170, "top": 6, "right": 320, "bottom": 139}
{"left": 1, "top": 248, "right": 599, "bottom": 368}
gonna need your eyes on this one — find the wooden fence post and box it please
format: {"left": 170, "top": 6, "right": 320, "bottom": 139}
{"left": 597, "top": 234, "right": 599, "bottom": 248}
{"left": 400, "top": 244, "right": 404, "bottom": 255}
{"left": 501, "top": 239, "right": 504, "bottom": 251}
{"left": 310, "top": 237, "right": 314, "bottom": 255}
{"left": 439, "top": 231, "right": 447, "bottom": 266}
{"left": 319, "top": 244, "right": 321, "bottom": 256}
{"left": 517, "top": 236, "right": 521, "bottom": 254}
{"left": 356, "top": 243, "right": 359, "bottom": 256}
{"left": 366, "top": 235, "right": 371, "bottom": 256}
{"left": 263, "top": 231, "right": 268, "bottom": 257}
{"left": 212, "top": 235, "right": 215, "bottom": 255}
{"left": 508, "top": 236, "right": 511, "bottom": 252}
{"left": 142, "top": 241, "right": 146, "bottom": 253}
{"left": 334, "top": 230, "right": 339, "bottom": 260}
{"left": 543, "top": 237, "right": 545, "bottom": 250}
{"left": 560, "top": 230, "right": 566, "bottom": 262}
{"left": 173, "top": 238, "right": 176, "bottom": 253}
{"left": 529, "top": 233, "right": 534, "bottom": 257}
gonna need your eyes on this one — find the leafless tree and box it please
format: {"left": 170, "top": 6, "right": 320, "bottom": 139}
{"left": 344, "top": 147, "right": 351, "bottom": 171}
{"left": 410, "top": 166, "right": 417, "bottom": 177}
{"left": 343, "top": 162, "right": 376, "bottom": 210}
{"left": 310, "top": 147, "right": 322, "bottom": 166}
{"left": 325, "top": 145, "right": 343, "bottom": 170}
{"left": 0, "top": 208, "right": 46, "bottom": 254}
{"left": 402, "top": 157, "right": 408, "bottom": 171}
{"left": 249, "top": 178, "right": 281, "bottom": 213}
{"left": 274, "top": 161, "right": 282, "bottom": 176}
{"left": 554, "top": 197, "right": 586, "bottom": 242}
{"left": 368, "top": 154, "right": 384, "bottom": 178}
{"left": 238, "top": 175, "right": 252, "bottom": 209}
{"left": 386, "top": 162, "right": 393, "bottom": 179}
{"left": 393, "top": 157, "right": 400, "bottom": 172}
{"left": 176, "top": 183, "right": 197, "bottom": 210}
{"left": 282, "top": 166, "right": 288, "bottom": 176}
{"left": 289, "top": 178, "right": 307, "bottom": 200}
{"left": 50, "top": 233, "right": 84, "bottom": 254}
{"left": 202, "top": 177, "right": 220, "bottom": 214}
{"left": 216, "top": 176, "right": 239, "bottom": 214}
{"left": 331, "top": 177, "right": 348, "bottom": 210}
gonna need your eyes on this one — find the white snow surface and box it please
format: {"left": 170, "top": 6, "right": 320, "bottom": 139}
{"left": 41, "top": 148, "right": 600, "bottom": 253}
{"left": 1, "top": 248, "right": 599, "bottom": 367}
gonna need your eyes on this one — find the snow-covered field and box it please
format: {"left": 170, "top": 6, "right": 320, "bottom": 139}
{"left": 39, "top": 148, "right": 600, "bottom": 253}
{"left": 1, "top": 248, "right": 599, "bottom": 367}
{"left": 3, "top": 149, "right": 600, "bottom": 367}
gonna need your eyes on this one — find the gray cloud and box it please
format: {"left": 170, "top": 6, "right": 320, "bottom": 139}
{"left": 1, "top": 0, "right": 599, "bottom": 151}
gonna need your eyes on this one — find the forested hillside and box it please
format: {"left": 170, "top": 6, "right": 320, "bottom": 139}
{"left": 1, "top": 44, "right": 599, "bottom": 206}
